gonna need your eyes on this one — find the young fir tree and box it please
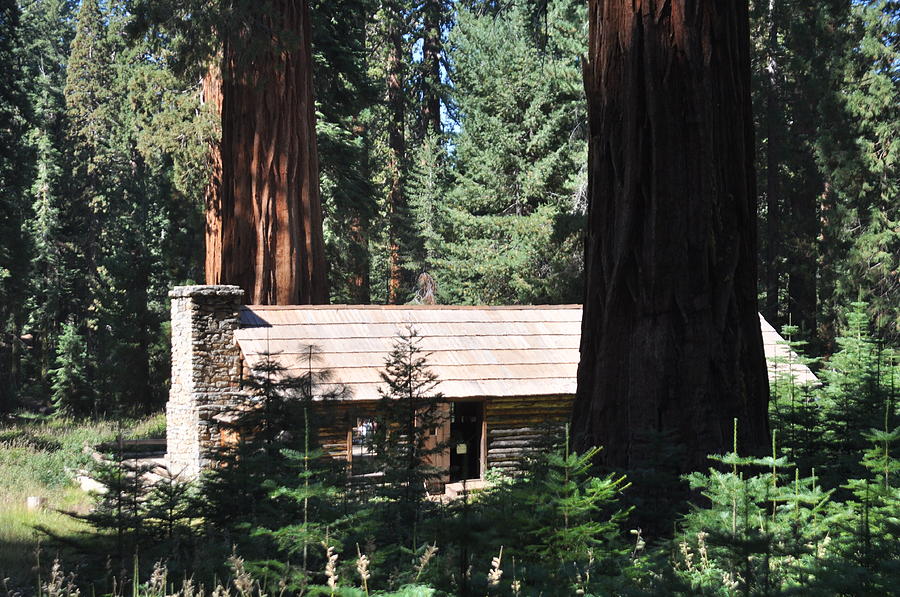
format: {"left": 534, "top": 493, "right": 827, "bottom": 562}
{"left": 767, "top": 324, "right": 825, "bottom": 473}
{"left": 815, "top": 302, "right": 899, "bottom": 489}
{"left": 255, "top": 346, "right": 353, "bottom": 579}
{"left": 48, "top": 319, "right": 93, "bottom": 414}
{"left": 368, "top": 326, "right": 447, "bottom": 555}
{"left": 199, "top": 346, "right": 349, "bottom": 583}
{"left": 672, "top": 425, "right": 834, "bottom": 596}
{"left": 507, "top": 429, "right": 631, "bottom": 592}
{"left": 808, "top": 425, "right": 900, "bottom": 596}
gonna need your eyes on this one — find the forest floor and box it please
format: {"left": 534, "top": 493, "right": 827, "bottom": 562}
{"left": 0, "top": 414, "right": 164, "bottom": 589}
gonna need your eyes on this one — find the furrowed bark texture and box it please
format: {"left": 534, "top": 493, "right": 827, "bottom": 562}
{"left": 386, "top": 4, "right": 407, "bottom": 304}
{"left": 422, "top": 0, "right": 442, "bottom": 136}
{"left": 203, "top": 0, "right": 327, "bottom": 305}
{"left": 573, "top": 0, "right": 770, "bottom": 469}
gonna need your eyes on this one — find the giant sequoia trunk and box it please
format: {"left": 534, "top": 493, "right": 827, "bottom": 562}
{"left": 572, "top": 0, "right": 770, "bottom": 470}
{"left": 203, "top": 0, "right": 327, "bottom": 305}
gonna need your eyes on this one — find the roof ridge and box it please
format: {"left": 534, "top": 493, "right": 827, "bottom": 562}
{"left": 241, "top": 304, "right": 583, "bottom": 310}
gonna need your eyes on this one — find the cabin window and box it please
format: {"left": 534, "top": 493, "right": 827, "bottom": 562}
{"left": 350, "top": 417, "right": 379, "bottom": 475}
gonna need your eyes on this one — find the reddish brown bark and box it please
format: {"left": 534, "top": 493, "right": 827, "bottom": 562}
{"left": 386, "top": 5, "right": 406, "bottom": 304}
{"left": 348, "top": 214, "right": 371, "bottom": 303}
{"left": 572, "top": 0, "right": 769, "bottom": 470}
{"left": 203, "top": 0, "right": 327, "bottom": 305}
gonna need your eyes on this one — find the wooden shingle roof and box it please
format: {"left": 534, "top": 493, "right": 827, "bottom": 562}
{"left": 234, "top": 305, "right": 816, "bottom": 401}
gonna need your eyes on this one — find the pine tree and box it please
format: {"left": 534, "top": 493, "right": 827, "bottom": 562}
{"left": 518, "top": 430, "right": 629, "bottom": 568}
{"left": 750, "top": 0, "right": 852, "bottom": 346}
{"left": 48, "top": 319, "right": 93, "bottom": 414}
{"left": 431, "top": 1, "right": 586, "bottom": 305}
{"left": 406, "top": 133, "right": 448, "bottom": 285}
{"left": 17, "top": 0, "right": 77, "bottom": 406}
{"left": 199, "top": 346, "right": 348, "bottom": 563}
{"left": 674, "top": 426, "right": 834, "bottom": 595}
{"left": 368, "top": 326, "right": 447, "bottom": 553}
{"left": 817, "top": 0, "right": 900, "bottom": 344}
{"left": 0, "top": 0, "right": 33, "bottom": 412}
{"left": 815, "top": 303, "right": 899, "bottom": 488}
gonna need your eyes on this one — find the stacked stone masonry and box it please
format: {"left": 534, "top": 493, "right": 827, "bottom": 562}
{"left": 166, "top": 285, "right": 245, "bottom": 479}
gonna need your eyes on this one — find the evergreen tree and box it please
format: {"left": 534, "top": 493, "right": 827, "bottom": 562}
{"left": 431, "top": 1, "right": 586, "bottom": 305}
{"left": 817, "top": 0, "right": 900, "bottom": 344}
{"left": 673, "top": 430, "right": 834, "bottom": 595}
{"left": 815, "top": 303, "right": 899, "bottom": 488}
{"left": 750, "top": 0, "right": 852, "bottom": 347}
{"left": 368, "top": 326, "right": 447, "bottom": 554}
{"left": 49, "top": 319, "right": 93, "bottom": 414}
{"left": 199, "top": 347, "right": 349, "bottom": 576}
{"left": 311, "top": 0, "right": 380, "bottom": 304}
{"left": 0, "top": 0, "right": 33, "bottom": 412}
{"left": 18, "top": 0, "right": 77, "bottom": 407}
{"left": 516, "top": 432, "right": 629, "bottom": 572}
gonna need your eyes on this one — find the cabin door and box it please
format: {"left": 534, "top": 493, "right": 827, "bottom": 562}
{"left": 423, "top": 402, "right": 451, "bottom": 492}
{"left": 450, "top": 401, "right": 483, "bottom": 481}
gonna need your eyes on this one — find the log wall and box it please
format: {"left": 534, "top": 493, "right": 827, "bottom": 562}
{"left": 484, "top": 395, "right": 572, "bottom": 473}
{"left": 227, "top": 395, "right": 573, "bottom": 476}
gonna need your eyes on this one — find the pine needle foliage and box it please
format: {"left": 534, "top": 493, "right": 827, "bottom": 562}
{"left": 367, "top": 326, "right": 448, "bottom": 555}
{"left": 770, "top": 302, "right": 899, "bottom": 491}
{"left": 454, "top": 428, "right": 633, "bottom": 595}
{"left": 49, "top": 319, "right": 93, "bottom": 415}
{"left": 674, "top": 423, "right": 834, "bottom": 596}
{"left": 519, "top": 428, "right": 630, "bottom": 566}
{"left": 199, "top": 346, "right": 347, "bottom": 539}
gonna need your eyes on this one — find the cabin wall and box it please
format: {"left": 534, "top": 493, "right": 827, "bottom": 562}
{"left": 485, "top": 395, "right": 572, "bottom": 473}
{"left": 309, "top": 396, "right": 573, "bottom": 477}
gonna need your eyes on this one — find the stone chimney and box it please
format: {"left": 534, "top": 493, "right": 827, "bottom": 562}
{"left": 166, "top": 285, "right": 245, "bottom": 479}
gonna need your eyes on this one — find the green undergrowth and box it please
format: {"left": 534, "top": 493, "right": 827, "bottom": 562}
{"left": 0, "top": 413, "right": 165, "bottom": 589}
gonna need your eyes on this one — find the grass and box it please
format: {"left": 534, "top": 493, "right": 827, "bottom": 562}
{"left": 0, "top": 413, "right": 165, "bottom": 590}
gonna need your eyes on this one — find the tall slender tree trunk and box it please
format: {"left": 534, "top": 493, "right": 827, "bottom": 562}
{"left": 573, "top": 0, "right": 770, "bottom": 470}
{"left": 349, "top": 213, "right": 371, "bottom": 303}
{"left": 788, "top": 173, "right": 819, "bottom": 341}
{"left": 386, "top": 4, "right": 407, "bottom": 304}
{"left": 764, "top": 0, "right": 781, "bottom": 323}
{"left": 422, "top": 0, "right": 442, "bottom": 137}
{"left": 203, "top": 0, "right": 327, "bottom": 305}
{"left": 817, "top": 181, "right": 836, "bottom": 351}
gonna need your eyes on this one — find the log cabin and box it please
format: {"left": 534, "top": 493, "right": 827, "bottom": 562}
{"left": 166, "top": 285, "right": 817, "bottom": 485}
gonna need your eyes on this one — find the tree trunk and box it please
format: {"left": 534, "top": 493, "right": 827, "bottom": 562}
{"left": 788, "top": 174, "right": 819, "bottom": 342}
{"left": 386, "top": 4, "right": 407, "bottom": 304}
{"left": 203, "top": 0, "right": 327, "bottom": 305}
{"left": 573, "top": 0, "right": 770, "bottom": 471}
{"left": 764, "top": 0, "right": 780, "bottom": 323}
{"left": 421, "top": 0, "right": 442, "bottom": 137}
{"left": 348, "top": 213, "right": 371, "bottom": 303}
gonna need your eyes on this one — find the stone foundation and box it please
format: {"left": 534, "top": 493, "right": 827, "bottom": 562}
{"left": 166, "top": 285, "right": 245, "bottom": 479}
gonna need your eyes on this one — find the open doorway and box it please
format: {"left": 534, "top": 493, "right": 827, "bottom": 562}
{"left": 449, "top": 401, "right": 483, "bottom": 481}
